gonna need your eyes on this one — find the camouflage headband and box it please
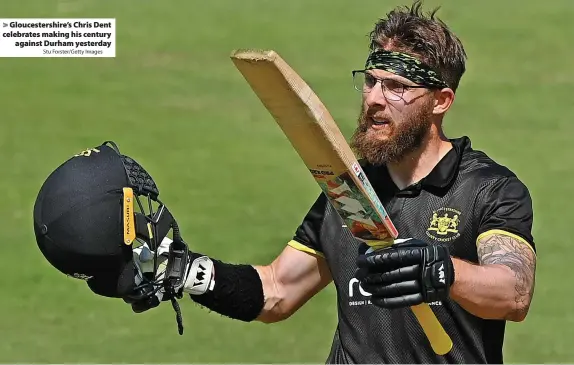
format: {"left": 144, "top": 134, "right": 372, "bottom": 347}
{"left": 364, "top": 50, "right": 449, "bottom": 89}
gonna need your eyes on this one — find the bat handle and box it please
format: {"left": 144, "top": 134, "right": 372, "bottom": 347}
{"left": 410, "top": 303, "right": 453, "bottom": 355}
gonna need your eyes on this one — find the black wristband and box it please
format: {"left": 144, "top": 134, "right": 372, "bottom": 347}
{"left": 188, "top": 253, "right": 265, "bottom": 322}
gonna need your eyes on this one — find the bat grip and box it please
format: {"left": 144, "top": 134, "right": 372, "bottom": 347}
{"left": 410, "top": 303, "right": 453, "bottom": 355}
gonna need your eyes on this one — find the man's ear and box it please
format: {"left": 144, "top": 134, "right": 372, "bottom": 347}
{"left": 433, "top": 88, "right": 455, "bottom": 115}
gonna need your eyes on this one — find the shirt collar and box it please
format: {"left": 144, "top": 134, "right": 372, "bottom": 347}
{"left": 364, "top": 136, "right": 471, "bottom": 195}
{"left": 421, "top": 136, "right": 470, "bottom": 188}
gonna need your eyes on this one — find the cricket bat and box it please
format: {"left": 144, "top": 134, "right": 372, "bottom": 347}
{"left": 230, "top": 49, "right": 452, "bottom": 355}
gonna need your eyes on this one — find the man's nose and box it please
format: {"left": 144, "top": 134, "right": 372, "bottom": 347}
{"left": 364, "top": 82, "right": 388, "bottom": 109}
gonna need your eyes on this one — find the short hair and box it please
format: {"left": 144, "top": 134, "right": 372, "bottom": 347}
{"left": 369, "top": 0, "right": 467, "bottom": 92}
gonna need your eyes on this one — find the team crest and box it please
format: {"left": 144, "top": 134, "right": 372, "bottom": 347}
{"left": 426, "top": 207, "right": 461, "bottom": 242}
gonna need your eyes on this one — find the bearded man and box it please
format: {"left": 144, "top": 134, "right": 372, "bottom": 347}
{"left": 34, "top": 2, "right": 537, "bottom": 363}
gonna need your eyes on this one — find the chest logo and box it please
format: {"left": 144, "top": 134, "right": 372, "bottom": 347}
{"left": 426, "top": 207, "right": 461, "bottom": 242}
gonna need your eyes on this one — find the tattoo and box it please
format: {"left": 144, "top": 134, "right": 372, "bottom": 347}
{"left": 477, "top": 234, "right": 536, "bottom": 320}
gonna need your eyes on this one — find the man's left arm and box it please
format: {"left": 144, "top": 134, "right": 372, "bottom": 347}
{"left": 450, "top": 232, "right": 536, "bottom": 321}
{"left": 449, "top": 175, "right": 537, "bottom": 322}
{"left": 356, "top": 176, "right": 537, "bottom": 322}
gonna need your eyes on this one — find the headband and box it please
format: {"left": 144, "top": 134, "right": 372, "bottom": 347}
{"left": 364, "top": 49, "right": 449, "bottom": 89}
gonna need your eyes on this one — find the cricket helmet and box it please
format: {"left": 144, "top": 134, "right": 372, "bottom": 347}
{"left": 33, "top": 141, "right": 189, "bottom": 309}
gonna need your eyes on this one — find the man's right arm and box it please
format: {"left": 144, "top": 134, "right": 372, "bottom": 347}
{"left": 182, "top": 245, "right": 331, "bottom": 324}
{"left": 181, "top": 193, "right": 332, "bottom": 323}
{"left": 254, "top": 246, "right": 332, "bottom": 323}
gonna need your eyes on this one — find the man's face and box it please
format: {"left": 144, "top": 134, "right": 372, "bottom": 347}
{"left": 350, "top": 68, "right": 435, "bottom": 165}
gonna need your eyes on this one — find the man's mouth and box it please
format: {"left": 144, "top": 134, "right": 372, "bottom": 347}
{"left": 372, "top": 118, "right": 389, "bottom": 125}
{"left": 370, "top": 117, "right": 391, "bottom": 129}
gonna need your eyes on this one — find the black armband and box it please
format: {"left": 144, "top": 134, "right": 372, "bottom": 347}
{"left": 186, "top": 253, "right": 264, "bottom": 322}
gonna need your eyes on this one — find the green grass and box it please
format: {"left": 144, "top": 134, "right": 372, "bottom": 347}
{"left": 1, "top": 0, "right": 573, "bottom": 362}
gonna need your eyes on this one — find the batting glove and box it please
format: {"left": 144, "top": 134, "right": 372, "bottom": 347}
{"left": 355, "top": 238, "right": 455, "bottom": 309}
{"left": 124, "top": 237, "right": 216, "bottom": 314}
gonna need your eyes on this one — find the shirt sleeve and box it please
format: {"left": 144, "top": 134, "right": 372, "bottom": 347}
{"left": 287, "top": 193, "right": 328, "bottom": 257}
{"left": 476, "top": 176, "right": 536, "bottom": 253}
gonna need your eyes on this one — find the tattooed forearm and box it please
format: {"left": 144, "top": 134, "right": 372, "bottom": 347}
{"left": 477, "top": 234, "right": 536, "bottom": 320}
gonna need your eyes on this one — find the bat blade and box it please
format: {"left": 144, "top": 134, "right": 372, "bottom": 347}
{"left": 230, "top": 48, "right": 453, "bottom": 355}
{"left": 230, "top": 49, "right": 398, "bottom": 244}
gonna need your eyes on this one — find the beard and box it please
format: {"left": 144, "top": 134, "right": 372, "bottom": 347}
{"left": 350, "top": 99, "right": 434, "bottom": 166}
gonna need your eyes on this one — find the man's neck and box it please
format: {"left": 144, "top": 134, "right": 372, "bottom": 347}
{"left": 387, "top": 133, "right": 453, "bottom": 190}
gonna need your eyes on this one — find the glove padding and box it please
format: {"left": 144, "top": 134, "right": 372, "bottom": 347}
{"left": 123, "top": 237, "right": 215, "bottom": 314}
{"left": 356, "top": 238, "right": 455, "bottom": 309}
{"left": 123, "top": 237, "right": 172, "bottom": 313}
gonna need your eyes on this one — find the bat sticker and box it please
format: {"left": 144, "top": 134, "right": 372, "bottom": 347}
{"left": 317, "top": 172, "right": 394, "bottom": 241}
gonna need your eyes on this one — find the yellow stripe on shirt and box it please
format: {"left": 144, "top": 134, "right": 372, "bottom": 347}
{"left": 476, "top": 229, "right": 536, "bottom": 255}
{"left": 287, "top": 240, "right": 325, "bottom": 258}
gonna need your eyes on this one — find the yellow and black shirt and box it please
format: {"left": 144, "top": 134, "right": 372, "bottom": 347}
{"left": 288, "top": 136, "right": 535, "bottom": 364}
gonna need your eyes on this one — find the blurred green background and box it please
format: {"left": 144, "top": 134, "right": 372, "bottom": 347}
{"left": 1, "top": 0, "right": 572, "bottom": 363}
